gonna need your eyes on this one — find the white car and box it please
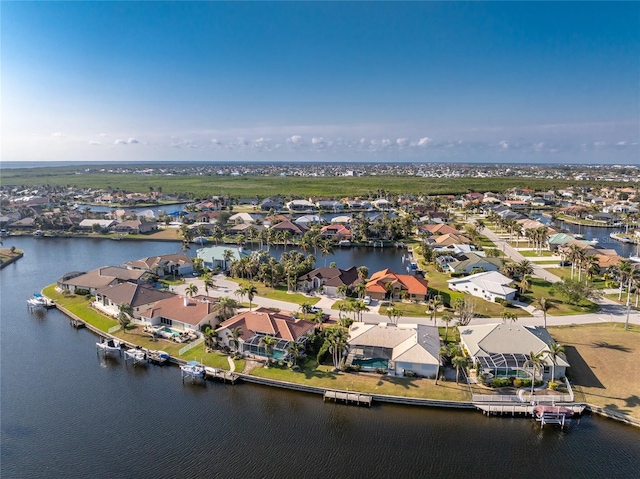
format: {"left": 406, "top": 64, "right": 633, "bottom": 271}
{"left": 363, "top": 296, "right": 371, "bottom": 305}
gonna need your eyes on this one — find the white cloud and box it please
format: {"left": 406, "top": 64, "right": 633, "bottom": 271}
{"left": 99, "top": 133, "right": 108, "bottom": 137}
{"left": 89, "top": 141, "right": 101, "bottom": 146}
{"left": 499, "top": 140, "right": 509, "bottom": 149}
{"left": 211, "top": 138, "right": 221, "bottom": 145}
{"left": 593, "top": 141, "right": 606, "bottom": 147}
{"left": 126, "top": 138, "right": 139, "bottom": 144}
{"left": 114, "top": 139, "right": 126, "bottom": 145}
{"left": 287, "top": 135, "right": 303, "bottom": 144}
{"left": 311, "top": 137, "right": 325, "bottom": 145}
{"left": 51, "top": 132, "right": 65, "bottom": 138}
{"left": 616, "top": 141, "right": 627, "bottom": 146}
{"left": 534, "top": 142, "right": 545, "bottom": 152}
{"left": 396, "top": 138, "right": 409, "bottom": 147}
{"left": 416, "top": 137, "right": 433, "bottom": 147}
{"left": 381, "top": 139, "right": 392, "bottom": 147}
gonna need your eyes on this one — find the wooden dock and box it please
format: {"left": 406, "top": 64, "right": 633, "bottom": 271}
{"left": 475, "top": 402, "right": 585, "bottom": 417}
{"left": 324, "top": 390, "right": 372, "bottom": 407}
{"left": 205, "top": 367, "right": 238, "bottom": 384}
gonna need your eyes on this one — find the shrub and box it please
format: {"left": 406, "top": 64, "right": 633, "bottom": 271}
{"left": 74, "top": 288, "right": 90, "bottom": 296}
{"left": 375, "top": 368, "right": 387, "bottom": 375}
{"left": 404, "top": 370, "right": 416, "bottom": 378}
{"left": 548, "top": 381, "right": 558, "bottom": 390}
{"left": 491, "top": 378, "right": 511, "bottom": 388}
{"left": 352, "top": 364, "right": 362, "bottom": 372}
{"left": 513, "top": 378, "right": 523, "bottom": 388}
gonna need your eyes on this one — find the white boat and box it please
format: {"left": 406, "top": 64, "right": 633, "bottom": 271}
{"left": 124, "top": 348, "right": 147, "bottom": 364}
{"left": 180, "top": 361, "right": 206, "bottom": 380}
{"left": 192, "top": 236, "right": 210, "bottom": 244}
{"left": 33, "top": 230, "right": 44, "bottom": 237}
{"left": 338, "top": 240, "right": 352, "bottom": 246}
{"left": 96, "top": 338, "right": 122, "bottom": 355}
{"left": 26, "top": 293, "right": 54, "bottom": 309}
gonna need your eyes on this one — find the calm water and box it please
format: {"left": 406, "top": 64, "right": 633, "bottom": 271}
{"left": 2, "top": 237, "right": 640, "bottom": 478}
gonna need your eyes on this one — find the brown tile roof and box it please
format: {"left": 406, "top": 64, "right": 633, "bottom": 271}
{"left": 217, "top": 307, "right": 315, "bottom": 341}
{"left": 140, "top": 294, "right": 218, "bottom": 326}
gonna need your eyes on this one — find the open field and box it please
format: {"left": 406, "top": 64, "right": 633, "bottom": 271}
{"left": 548, "top": 323, "right": 640, "bottom": 419}
{"left": 520, "top": 277, "right": 599, "bottom": 315}
{"left": 1, "top": 166, "right": 628, "bottom": 198}
{"left": 250, "top": 359, "right": 472, "bottom": 401}
{"left": 232, "top": 279, "right": 320, "bottom": 307}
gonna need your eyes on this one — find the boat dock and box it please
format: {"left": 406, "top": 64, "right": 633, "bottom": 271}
{"left": 323, "top": 390, "right": 372, "bottom": 407}
{"left": 147, "top": 350, "right": 169, "bottom": 366}
{"left": 536, "top": 412, "right": 569, "bottom": 428}
{"left": 475, "top": 402, "right": 585, "bottom": 416}
{"left": 205, "top": 367, "right": 238, "bottom": 384}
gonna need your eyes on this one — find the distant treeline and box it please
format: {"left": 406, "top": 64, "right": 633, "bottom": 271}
{"left": 1, "top": 166, "right": 629, "bottom": 199}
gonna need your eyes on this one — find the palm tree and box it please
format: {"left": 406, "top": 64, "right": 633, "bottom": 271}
{"left": 202, "top": 272, "right": 215, "bottom": 295}
{"left": 533, "top": 296, "right": 554, "bottom": 328}
{"left": 245, "top": 284, "right": 258, "bottom": 310}
{"left": 203, "top": 325, "right": 218, "bottom": 351}
{"left": 222, "top": 249, "right": 235, "bottom": 271}
{"left": 441, "top": 314, "right": 453, "bottom": 342}
{"left": 117, "top": 303, "right": 133, "bottom": 332}
{"left": 327, "top": 327, "right": 349, "bottom": 371}
{"left": 336, "top": 285, "right": 348, "bottom": 299}
{"left": 427, "top": 295, "right": 442, "bottom": 326}
{"left": 228, "top": 326, "right": 244, "bottom": 352}
{"left": 354, "top": 282, "right": 367, "bottom": 299}
{"left": 451, "top": 355, "right": 467, "bottom": 384}
{"left": 185, "top": 283, "right": 198, "bottom": 301}
{"left": 523, "top": 350, "right": 545, "bottom": 394}
{"left": 259, "top": 334, "right": 278, "bottom": 365}
{"left": 234, "top": 286, "right": 247, "bottom": 305}
{"left": 546, "top": 342, "right": 565, "bottom": 380}
{"left": 286, "top": 341, "right": 303, "bottom": 367}
{"left": 386, "top": 306, "right": 402, "bottom": 326}
{"left": 519, "top": 275, "right": 531, "bottom": 295}
{"left": 213, "top": 296, "right": 239, "bottom": 321}
{"left": 517, "top": 259, "right": 534, "bottom": 277}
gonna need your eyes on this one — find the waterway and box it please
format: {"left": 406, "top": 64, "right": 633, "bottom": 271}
{"left": 2, "top": 237, "right": 640, "bottom": 478}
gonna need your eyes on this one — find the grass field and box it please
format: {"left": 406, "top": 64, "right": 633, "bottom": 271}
{"left": 250, "top": 358, "right": 471, "bottom": 401}
{"left": 0, "top": 247, "right": 23, "bottom": 264}
{"left": 548, "top": 323, "right": 640, "bottom": 419}
{"left": 233, "top": 279, "right": 320, "bottom": 307}
{"left": 519, "top": 249, "right": 555, "bottom": 257}
{"left": 1, "top": 165, "right": 629, "bottom": 199}
{"left": 520, "top": 277, "right": 599, "bottom": 315}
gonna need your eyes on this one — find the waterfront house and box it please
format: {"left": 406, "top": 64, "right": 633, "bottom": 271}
{"left": 447, "top": 271, "right": 517, "bottom": 302}
{"left": 57, "top": 266, "right": 147, "bottom": 295}
{"left": 286, "top": 199, "right": 316, "bottom": 212}
{"left": 297, "top": 266, "right": 361, "bottom": 297}
{"left": 269, "top": 220, "right": 310, "bottom": 237}
{"left": 139, "top": 294, "right": 218, "bottom": 331}
{"left": 228, "top": 212, "right": 260, "bottom": 225}
{"left": 365, "top": 269, "right": 429, "bottom": 302}
{"left": 419, "top": 223, "right": 462, "bottom": 236}
{"left": 216, "top": 307, "right": 315, "bottom": 359}
{"left": 445, "top": 253, "right": 503, "bottom": 275}
{"left": 294, "top": 214, "right": 323, "bottom": 226}
{"left": 125, "top": 254, "right": 193, "bottom": 277}
{"left": 432, "top": 244, "right": 478, "bottom": 256}
{"left": 330, "top": 215, "right": 352, "bottom": 224}
{"left": 429, "top": 233, "right": 471, "bottom": 247}
{"left": 320, "top": 224, "right": 352, "bottom": 240}
{"left": 458, "top": 323, "right": 569, "bottom": 380}
{"left": 260, "top": 196, "right": 284, "bottom": 211}
{"left": 196, "top": 246, "right": 252, "bottom": 271}
{"left": 78, "top": 219, "right": 116, "bottom": 230}
{"left": 113, "top": 219, "right": 158, "bottom": 234}
{"left": 94, "top": 282, "right": 174, "bottom": 318}
{"left": 346, "top": 322, "right": 441, "bottom": 378}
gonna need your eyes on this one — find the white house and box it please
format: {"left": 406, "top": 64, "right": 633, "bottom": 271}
{"left": 347, "top": 322, "right": 441, "bottom": 378}
{"left": 447, "top": 271, "right": 517, "bottom": 302}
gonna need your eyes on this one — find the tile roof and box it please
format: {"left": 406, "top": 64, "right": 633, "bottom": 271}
{"left": 96, "top": 282, "right": 174, "bottom": 308}
{"left": 140, "top": 294, "right": 218, "bottom": 326}
{"left": 366, "top": 269, "right": 428, "bottom": 295}
{"left": 217, "top": 307, "right": 315, "bottom": 341}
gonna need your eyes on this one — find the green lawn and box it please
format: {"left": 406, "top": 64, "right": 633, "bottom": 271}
{"left": 520, "top": 278, "right": 599, "bottom": 315}
{"left": 519, "top": 249, "right": 555, "bottom": 257}
{"left": 250, "top": 358, "right": 471, "bottom": 401}
{"left": 477, "top": 235, "right": 496, "bottom": 248}
{"left": 549, "top": 268, "right": 608, "bottom": 289}
{"left": 43, "top": 285, "right": 119, "bottom": 332}
{"left": 233, "top": 279, "right": 320, "bottom": 306}
{"left": 604, "top": 293, "right": 639, "bottom": 310}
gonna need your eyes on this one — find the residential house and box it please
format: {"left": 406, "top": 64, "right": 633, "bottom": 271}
{"left": 139, "top": 294, "right": 218, "bottom": 331}
{"left": 286, "top": 199, "right": 316, "bottom": 212}
{"left": 216, "top": 307, "right": 315, "bottom": 358}
{"left": 260, "top": 196, "right": 284, "bottom": 211}
{"left": 228, "top": 212, "right": 260, "bottom": 225}
{"left": 458, "top": 323, "right": 569, "bottom": 380}
{"left": 57, "top": 266, "right": 147, "bottom": 295}
{"left": 78, "top": 219, "right": 116, "bottom": 230}
{"left": 445, "top": 253, "right": 503, "bottom": 275}
{"left": 269, "top": 220, "right": 310, "bottom": 237}
{"left": 295, "top": 214, "right": 323, "bottom": 227}
{"left": 297, "top": 266, "right": 361, "bottom": 297}
{"left": 419, "top": 224, "right": 462, "bottom": 236}
{"left": 113, "top": 219, "right": 158, "bottom": 234}
{"left": 94, "top": 282, "right": 175, "bottom": 318}
{"left": 429, "top": 233, "right": 471, "bottom": 247}
{"left": 315, "top": 200, "right": 343, "bottom": 211}
{"left": 124, "top": 254, "right": 193, "bottom": 277}
{"left": 320, "top": 224, "right": 352, "bottom": 240}
{"left": 347, "top": 322, "right": 441, "bottom": 378}
{"left": 365, "top": 269, "right": 429, "bottom": 302}
{"left": 196, "top": 245, "right": 252, "bottom": 271}
{"left": 447, "top": 271, "right": 517, "bottom": 302}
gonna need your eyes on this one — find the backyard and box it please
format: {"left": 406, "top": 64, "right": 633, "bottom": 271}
{"left": 548, "top": 323, "right": 640, "bottom": 419}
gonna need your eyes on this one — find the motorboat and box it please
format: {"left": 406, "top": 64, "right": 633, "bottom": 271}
{"left": 180, "top": 361, "right": 206, "bottom": 379}
{"left": 96, "top": 338, "right": 122, "bottom": 355}
{"left": 26, "top": 293, "right": 54, "bottom": 309}
{"left": 124, "top": 348, "right": 147, "bottom": 364}
{"left": 338, "top": 240, "right": 352, "bottom": 247}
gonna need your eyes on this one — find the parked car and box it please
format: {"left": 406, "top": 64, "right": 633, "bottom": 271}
{"left": 363, "top": 296, "right": 371, "bottom": 305}
{"left": 558, "top": 260, "right": 572, "bottom": 266}
{"left": 310, "top": 306, "right": 322, "bottom": 314}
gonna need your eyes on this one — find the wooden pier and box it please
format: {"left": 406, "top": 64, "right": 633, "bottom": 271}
{"left": 324, "top": 390, "right": 372, "bottom": 407}
{"left": 205, "top": 367, "right": 238, "bottom": 384}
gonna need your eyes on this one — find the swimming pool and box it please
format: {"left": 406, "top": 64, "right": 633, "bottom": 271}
{"left": 352, "top": 358, "right": 388, "bottom": 370}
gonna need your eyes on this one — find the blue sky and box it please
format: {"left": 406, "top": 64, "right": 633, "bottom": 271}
{"left": 2, "top": 1, "right": 639, "bottom": 164}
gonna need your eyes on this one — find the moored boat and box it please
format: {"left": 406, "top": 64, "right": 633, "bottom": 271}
{"left": 532, "top": 404, "right": 574, "bottom": 419}
{"left": 97, "top": 338, "right": 122, "bottom": 355}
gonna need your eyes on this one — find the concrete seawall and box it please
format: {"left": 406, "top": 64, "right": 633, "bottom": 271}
{"left": 0, "top": 252, "right": 24, "bottom": 269}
